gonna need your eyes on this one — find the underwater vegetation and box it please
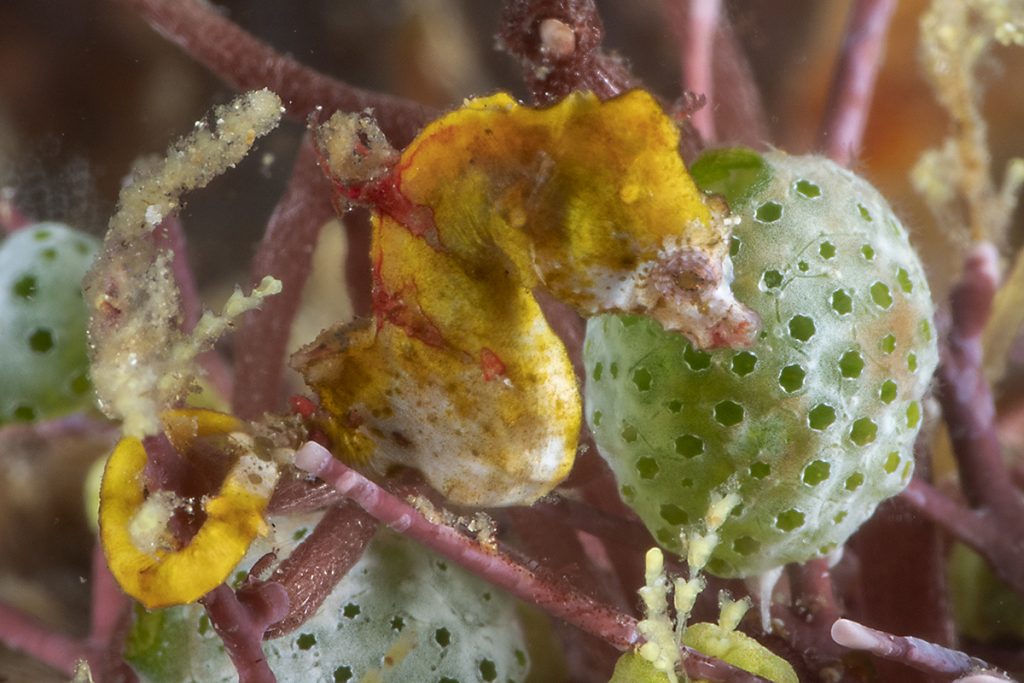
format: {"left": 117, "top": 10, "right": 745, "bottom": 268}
{"left": 1, "top": 1, "right": 1024, "bottom": 682}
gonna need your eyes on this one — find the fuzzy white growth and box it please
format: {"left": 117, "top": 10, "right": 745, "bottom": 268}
{"left": 232, "top": 452, "right": 280, "bottom": 499}
{"left": 315, "top": 110, "right": 396, "bottom": 186}
{"left": 954, "top": 674, "right": 1017, "bottom": 683}
{"left": 85, "top": 89, "right": 283, "bottom": 437}
{"left": 747, "top": 566, "right": 784, "bottom": 633}
{"left": 128, "top": 490, "right": 180, "bottom": 555}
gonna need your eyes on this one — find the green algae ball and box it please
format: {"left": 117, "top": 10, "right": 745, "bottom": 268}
{"left": 584, "top": 150, "right": 937, "bottom": 577}
{"left": 125, "top": 512, "right": 530, "bottom": 683}
{"left": 0, "top": 223, "right": 99, "bottom": 423}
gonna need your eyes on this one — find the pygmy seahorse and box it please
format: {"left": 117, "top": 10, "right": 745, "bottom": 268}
{"left": 294, "top": 90, "right": 758, "bottom": 506}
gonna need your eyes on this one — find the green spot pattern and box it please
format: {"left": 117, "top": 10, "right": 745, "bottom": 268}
{"left": 583, "top": 151, "right": 937, "bottom": 577}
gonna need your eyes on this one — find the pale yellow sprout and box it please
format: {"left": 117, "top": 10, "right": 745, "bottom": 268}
{"left": 71, "top": 661, "right": 94, "bottom": 683}
{"left": 637, "top": 547, "right": 680, "bottom": 683}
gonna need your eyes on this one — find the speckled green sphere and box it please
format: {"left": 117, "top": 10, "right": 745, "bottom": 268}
{"left": 126, "top": 513, "right": 531, "bottom": 683}
{"left": 583, "top": 150, "right": 938, "bottom": 578}
{"left": 0, "top": 223, "right": 99, "bottom": 424}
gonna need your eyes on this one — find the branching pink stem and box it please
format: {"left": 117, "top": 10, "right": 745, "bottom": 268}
{"left": 110, "top": 0, "right": 433, "bottom": 146}
{"left": 0, "top": 602, "right": 87, "bottom": 676}
{"left": 201, "top": 582, "right": 289, "bottom": 683}
{"left": 901, "top": 476, "right": 1024, "bottom": 603}
{"left": 832, "top": 618, "right": 996, "bottom": 679}
{"left": 929, "top": 244, "right": 1024, "bottom": 597}
{"left": 0, "top": 549, "right": 137, "bottom": 683}
{"left": 295, "top": 442, "right": 637, "bottom": 648}
{"left": 233, "top": 139, "right": 335, "bottom": 419}
{"left": 294, "top": 442, "right": 772, "bottom": 683}
{"left": 819, "top": 0, "right": 897, "bottom": 165}
{"left": 939, "top": 245, "right": 1012, "bottom": 508}
{"left": 343, "top": 207, "right": 374, "bottom": 318}
{"left": 682, "top": 0, "right": 721, "bottom": 142}
{"left": 260, "top": 501, "right": 378, "bottom": 639}
{"left": 899, "top": 479, "right": 1003, "bottom": 564}
{"left": 848, "top": 486, "right": 955, "bottom": 675}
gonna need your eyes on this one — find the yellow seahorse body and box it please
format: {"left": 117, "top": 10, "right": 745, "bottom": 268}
{"left": 296, "top": 90, "right": 756, "bottom": 506}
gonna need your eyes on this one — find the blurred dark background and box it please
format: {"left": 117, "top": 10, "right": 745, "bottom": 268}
{"left": 6, "top": 0, "right": 1001, "bottom": 292}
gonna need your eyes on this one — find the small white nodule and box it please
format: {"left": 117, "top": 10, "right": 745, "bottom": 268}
{"left": 294, "top": 440, "right": 332, "bottom": 476}
{"left": 830, "top": 618, "right": 880, "bottom": 651}
{"left": 954, "top": 675, "right": 1016, "bottom": 683}
{"left": 539, "top": 18, "right": 576, "bottom": 59}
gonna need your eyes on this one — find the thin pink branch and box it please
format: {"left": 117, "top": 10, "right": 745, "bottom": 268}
{"left": 660, "top": 1, "right": 768, "bottom": 151}
{"left": 907, "top": 244, "right": 1024, "bottom": 601}
{"left": 3, "top": 413, "right": 118, "bottom": 442}
{"left": 818, "top": 0, "right": 897, "bottom": 165}
{"left": 832, "top": 618, "right": 997, "bottom": 679}
{"left": 232, "top": 139, "right": 335, "bottom": 420}
{"left": 0, "top": 546, "right": 137, "bottom": 683}
{"left": 780, "top": 559, "right": 855, "bottom": 678}
{"left": 110, "top": 0, "right": 432, "bottom": 146}
{"left": 939, "top": 245, "right": 1012, "bottom": 509}
{"left": 531, "top": 494, "right": 653, "bottom": 552}
{"left": 533, "top": 288, "right": 587, "bottom": 382}
{"left": 260, "top": 501, "right": 377, "bottom": 639}
{"left": 503, "top": 505, "right": 626, "bottom": 680}
{"left": 201, "top": 583, "right": 289, "bottom": 683}
{"left": 497, "top": 0, "right": 637, "bottom": 106}
{"left": 0, "top": 602, "right": 87, "bottom": 677}
{"left": 899, "top": 478, "right": 999, "bottom": 552}
{"left": 682, "top": 0, "right": 721, "bottom": 142}
{"left": 0, "top": 188, "right": 32, "bottom": 234}
{"left": 295, "top": 441, "right": 637, "bottom": 648}
{"left": 343, "top": 207, "right": 374, "bottom": 318}
{"left": 709, "top": 15, "right": 770, "bottom": 149}
{"left": 86, "top": 542, "right": 138, "bottom": 683}
{"left": 848, "top": 486, "right": 955, "bottom": 682}
{"left": 900, "top": 477, "right": 1024, "bottom": 598}
{"left": 153, "top": 215, "right": 234, "bottom": 400}
{"left": 293, "top": 442, "right": 772, "bottom": 683}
